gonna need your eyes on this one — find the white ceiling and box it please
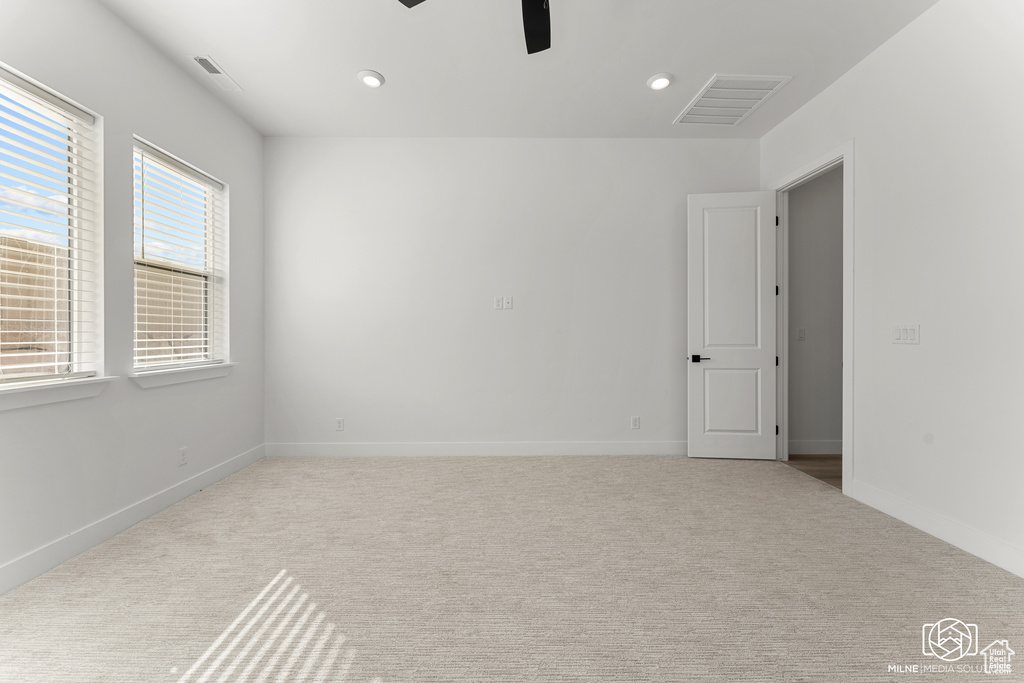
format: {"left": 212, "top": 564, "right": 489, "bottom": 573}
{"left": 96, "top": 0, "right": 939, "bottom": 138}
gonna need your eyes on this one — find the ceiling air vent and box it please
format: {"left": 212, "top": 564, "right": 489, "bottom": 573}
{"left": 193, "top": 56, "right": 243, "bottom": 92}
{"left": 674, "top": 74, "right": 791, "bottom": 126}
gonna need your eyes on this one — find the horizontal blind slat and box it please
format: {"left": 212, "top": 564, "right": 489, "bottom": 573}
{"left": 135, "top": 167, "right": 208, "bottom": 204}
{"left": 133, "top": 217, "right": 209, "bottom": 250}
{"left": 0, "top": 146, "right": 98, "bottom": 191}
{"left": 0, "top": 124, "right": 97, "bottom": 169}
{"left": 136, "top": 143, "right": 224, "bottom": 192}
{"left": 0, "top": 118, "right": 97, "bottom": 164}
{"left": 0, "top": 193, "right": 96, "bottom": 221}
{"left": 0, "top": 177, "right": 97, "bottom": 211}
{"left": 0, "top": 170, "right": 98, "bottom": 204}
{"left": 0, "top": 112, "right": 98, "bottom": 154}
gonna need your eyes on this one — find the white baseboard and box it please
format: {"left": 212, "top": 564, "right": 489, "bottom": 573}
{"left": 265, "top": 441, "right": 687, "bottom": 458}
{"left": 847, "top": 478, "right": 1024, "bottom": 580}
{"left": 0, "top": 444, "right": 266, "bottom": 596}
{"left": 788, "top": 439, "right": 842, "bottom": 455}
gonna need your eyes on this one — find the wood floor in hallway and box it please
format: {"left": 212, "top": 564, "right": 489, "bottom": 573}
{"left": 784, "top": 453, "right": 842, "bottom": 489}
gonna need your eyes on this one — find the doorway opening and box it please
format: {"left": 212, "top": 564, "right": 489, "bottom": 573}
{"left": 772, "top": 142, "right": 854, "bottom": 493}
{"left": 783, "top": 166, "right": 843, "bottom": 487}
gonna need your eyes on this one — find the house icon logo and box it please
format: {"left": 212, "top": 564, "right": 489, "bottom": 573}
{"left": 981, "top": 640, "right": 1015, "bottom": 675}
{"left": 923, "top": 618, "right": 978, "bottom": 661}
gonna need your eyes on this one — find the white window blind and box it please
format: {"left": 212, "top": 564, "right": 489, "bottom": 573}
{"left": 0, "top": 66, "right": 99, "bottom": 384}
{"left": 133, "top": 141, "right": 226, "bottom": 369}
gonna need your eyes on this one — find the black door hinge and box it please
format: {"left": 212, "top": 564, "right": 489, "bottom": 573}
{"left": 776, "top": 285, "right": 779, "bottom": 296}
{"left": 776, "top": 425, "right": 779, "bottom": 436}
{"left": 776, "top": 216, "right": 779, "bottom": 226}
{"left": 776, "top": 356, "right": 779, "bottom": 366}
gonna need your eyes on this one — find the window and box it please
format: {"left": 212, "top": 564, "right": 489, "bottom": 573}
{"left": 0, "top": 65, "right": 100, "bottom": 384}
{"left": 133, "top": 141, "right": 226, "bottom": 369}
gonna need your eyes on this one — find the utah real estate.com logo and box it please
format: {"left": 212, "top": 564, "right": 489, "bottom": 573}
{"left": 889, "top": 618, "right": 1015, "bottom": 675}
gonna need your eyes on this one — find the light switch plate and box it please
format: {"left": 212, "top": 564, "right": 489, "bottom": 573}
{"left": 893, "top": 324, "right": 920, "bottom": 345}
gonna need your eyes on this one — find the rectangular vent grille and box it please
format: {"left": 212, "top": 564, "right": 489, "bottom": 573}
{"left": 195, "top": 57, "right": 222, "bottom": 75}
{"left": 674, "top": 74, "right": 791, "bottom": 126}
{"left": 193, "top": 56, "right": 243, "bottom": 92}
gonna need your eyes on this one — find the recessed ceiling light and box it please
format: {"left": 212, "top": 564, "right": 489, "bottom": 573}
{"left": 357, "top": 70, "right": 385, "bottom": 88}
{"left": 647, "top": 73, "right": 674, "bottom": 91}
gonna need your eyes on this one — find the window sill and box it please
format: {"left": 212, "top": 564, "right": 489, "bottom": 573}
{"left": 129, "top": 362, "right": 235, "bottom": 388}
{"left": 0, "top": 375, "right": 117, "bottom": 413}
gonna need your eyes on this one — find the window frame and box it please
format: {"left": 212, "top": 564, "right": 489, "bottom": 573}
{"left": 132, "top": 138, "right": 228, "bottom": 373}
{"left": 0, "top": 62, "right": 103, "bottom": 391}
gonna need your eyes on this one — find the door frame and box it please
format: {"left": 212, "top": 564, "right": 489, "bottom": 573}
{"left": 770, "top": 140, "right": 855, "bottom": 493}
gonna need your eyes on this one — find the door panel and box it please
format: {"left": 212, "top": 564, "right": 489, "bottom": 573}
{"left": 705, "top": 209, "right": 759, "bottom": 347}
{"left": 688, "top": 192, "right": 776, "bottom": 459}
{"left": 705, "top": 368, "right": 759, "bottom": 433}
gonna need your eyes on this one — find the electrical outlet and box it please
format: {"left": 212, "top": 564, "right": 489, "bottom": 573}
{"left": 494, "top": 296, "right": 503, "bottom": 310}
{"left": 504, "top": 296, "right": 513, "bottom": 310}
{"left": 630, "top": 416, "right": 640, "bottom": 430}
{"left": 179, "top": 447, "right": 188, "bottom": 467}
{"left": 335, "top": 418, "right": 345, "bottom": 431}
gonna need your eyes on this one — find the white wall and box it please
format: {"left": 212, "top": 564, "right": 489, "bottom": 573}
{"left": 761, "top": 0, "right": 1024, "bottom": 576}
{"left": 787, "top": 166, "right": 842, "bottom": 454}
{"left": 0, "top": 0, "right": 264, "bottom": 592}
{"left": 264, "top": 137, "right": 759, "bottom": 455}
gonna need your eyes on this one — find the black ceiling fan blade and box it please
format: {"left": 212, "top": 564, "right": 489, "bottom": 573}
{"left": 398, "top": 0, "right": 428, "bottom": 7}
{"left": 522, "top": 0, "right": 551, "bottom": 54}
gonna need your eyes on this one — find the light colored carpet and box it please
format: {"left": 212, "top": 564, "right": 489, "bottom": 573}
{"left": 1, "top": 456, "right": 1021, "bottom": 682}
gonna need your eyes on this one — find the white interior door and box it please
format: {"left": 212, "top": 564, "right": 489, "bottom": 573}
{"left": 687, "top": 191, "right": 777, "bottom": 459}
